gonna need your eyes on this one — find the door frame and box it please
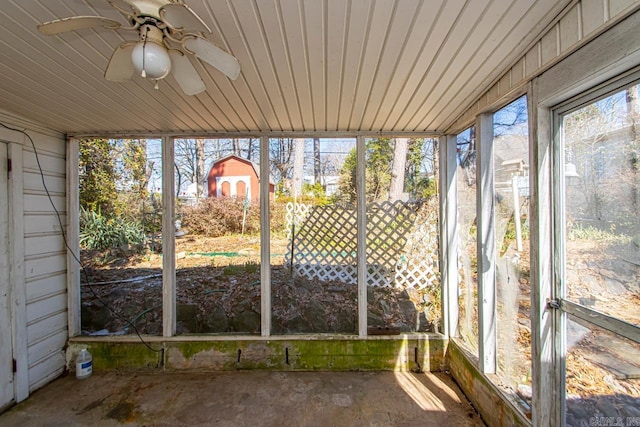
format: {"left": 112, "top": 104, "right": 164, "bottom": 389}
{"left": 551, "top": 70, "right": 640, "bottom": 425}
{"left": 0, "top": 141, "right": 14, "bottom": 411}
{"left": 6, "top": 138, "right": 29, "bottom": 405}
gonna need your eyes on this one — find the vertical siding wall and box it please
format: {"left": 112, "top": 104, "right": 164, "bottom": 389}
{"left": 0, "top": 112, "right": 67, "bottom": 394}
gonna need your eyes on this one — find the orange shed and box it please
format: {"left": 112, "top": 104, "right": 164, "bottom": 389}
{"left": 206, "top": 155, "right": 274, "bottom": 201}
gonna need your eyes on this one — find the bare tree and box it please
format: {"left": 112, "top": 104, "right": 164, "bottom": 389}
{"left": 174, "top": 139, "right": 197, "bottom": 196}
{"left": 196, "top": 139, "right": 205, "bottom": 199}
{"left": 313, "top": 138, "right": 321, "bottom": 184}
{"left": 388, "top": 138, "right": 408, "bottom": 201}
{"left": 269, "top": 138, "right": 294, "bottom": 188}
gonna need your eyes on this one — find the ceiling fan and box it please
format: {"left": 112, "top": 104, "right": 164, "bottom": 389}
{"left": 37, "top": 0, "right": 240, "bottom": 95}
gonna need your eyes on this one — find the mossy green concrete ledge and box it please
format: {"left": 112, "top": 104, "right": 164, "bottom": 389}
{"left": 67, "top": 334, "right": 447, "bottom": 373}
{"left": 447, "top": 339, "right": 530, "bottom": 427}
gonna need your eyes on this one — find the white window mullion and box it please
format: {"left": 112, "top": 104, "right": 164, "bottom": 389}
{"left": 66, "top": 138, "right": 81, "bottom": 337}
{"left": 476, "top": 113, "right": 497, "bottom": 374}
{"left": 260, "top": 136, "right": 271, "bottom": 336}
{"left": 162, "top": 135, "right": 176, "bottom": 337}
{"left": 357, "top": 136, "right": 367, "bottom": 337}
{"left": 440, "top": 135, "right": 459, "bottom": 338}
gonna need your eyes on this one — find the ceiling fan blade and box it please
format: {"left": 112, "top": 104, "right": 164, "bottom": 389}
{"left": 161, "top": 4, "right": 212, "bottom": 33}
{"left": 38, "top": 16, "right": 121, "bottom": 36}
{"left": 169, "top": 50, "right": 206, "bottom": 95}
{"left": 105, "top": 42, "right": 136, "bottom": 82}
{"left": 184, "top": 37, "right": 240, "bottom": 80}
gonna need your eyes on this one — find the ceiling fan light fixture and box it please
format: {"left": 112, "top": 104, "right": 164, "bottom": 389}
{"left": 131, "top": 40, "right": 171, "bottom": 80}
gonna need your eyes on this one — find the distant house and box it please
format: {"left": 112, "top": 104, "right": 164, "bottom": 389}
{"left": 206, "top": 155, "right": 275, "bottom": 201}
{"left": 303, "top": 175, "right": 341, "bottom": 196}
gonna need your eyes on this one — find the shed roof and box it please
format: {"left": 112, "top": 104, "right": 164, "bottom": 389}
{"left": 208, "top": 154, "right": 273, "bottom": 185}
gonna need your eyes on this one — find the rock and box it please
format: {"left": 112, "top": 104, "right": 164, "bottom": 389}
{"left": 595, "top": 397, "right": 619, "bottom": 417}
{"left": 416, "top": 312, "right": 430, "bottom": 332}
{"left": 566, "top": 398, "right": 589, "bottom": 421}
{"left": 81, "top": 302, "right": 110, "bottom": 331}
{"left": 621, "top": 404, "right": 640, "bottom": 418}
{"left": 398, "top": 299, "right": 417, "bottom": 320}
{"left": 177, "top": 303, "right": 198, "bottom": 321}
{"left": 367, "top": 312, "right": 384, "bottom": 327}
{"left": 306, "top": 301, "right": 328, "bottom": 332}
{"left": 204, "top": 305, "right": 228, "bottom": 332}
{"left": 378, "top": 299, "right": 392, "bottom": 317}
{"left": 231, "top": 310, "right": 260, "bottom": 333}
{"left": 282, "top": 313, "right": 307, "bottom": 333}
{"left": 334, "top": 309, "right": 356, "bottom": 333}
{"left": 404, "top": 287, "right": 420, "bottom": 302}
{"left": 603, "top": 277, "right": 627, "bottom": 295}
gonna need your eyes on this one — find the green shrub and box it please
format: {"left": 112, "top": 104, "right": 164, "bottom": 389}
{"left": 79, "top": 207, "right": 145, "bottom": 250}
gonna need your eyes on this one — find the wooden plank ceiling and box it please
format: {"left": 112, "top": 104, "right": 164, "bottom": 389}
{"left": 0, "top": 0, "right": 572, "bottom": 135}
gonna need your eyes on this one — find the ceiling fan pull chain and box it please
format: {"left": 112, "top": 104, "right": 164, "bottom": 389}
{"left": 141, "top": 26, "right": 150, "bottom": 78}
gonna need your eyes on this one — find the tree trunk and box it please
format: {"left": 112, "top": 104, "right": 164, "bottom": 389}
{"left": 247, "top": 138, "right": 255, "bottom": 161}
{"left": 233, "top": 138, "right": 240, "bottom": 156}
{"left": 388, "top": 138, "right": 408, "bottom": 201}
{"left": 196, "top": 139, "right": 205, "bottom": 199}
{"left": 292, "top": 138, "right": 305, "bottom": 198}
{"left": 627, "top": 85, "right": 639, "bottom": 136}
{"left": 313, "top": 138, "right": 321, "bottom": 185}
{"left": 174, "top": 163, "right": 182, "bottom": 199}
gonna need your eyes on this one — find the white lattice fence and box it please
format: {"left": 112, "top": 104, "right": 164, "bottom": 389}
{"left": 394, "top": 197, "right": 440, "bottom": 290}
{"left": 285, "top": 202, "right": 311, "bottom": 240}
{"left": 365, "top": 201, "right": 420, "bottom": 286}
{"left": 286, "top": 204, "right": 358, "bottom": 283}
{"left": 285, "top": 200, "right": 440, "bottom": 289}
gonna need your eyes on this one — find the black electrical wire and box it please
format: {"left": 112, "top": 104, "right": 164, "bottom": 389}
{"left": 0, "top": 122, "right": 162, "bottom": 353}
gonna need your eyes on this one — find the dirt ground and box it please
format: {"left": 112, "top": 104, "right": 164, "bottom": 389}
{"left": 81, "top": 234, "right": 435, "bottom": 337}
{"left": 80, "top": 233, "right": 639, "bottom": 422}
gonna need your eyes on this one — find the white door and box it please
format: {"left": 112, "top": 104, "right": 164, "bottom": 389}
{"left": 0, "top": 142, "right": 14, "bottom": 410}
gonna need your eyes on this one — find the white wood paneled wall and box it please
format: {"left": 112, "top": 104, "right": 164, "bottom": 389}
{"left": 0, "top": 111, "right": 67, "bottom": 399}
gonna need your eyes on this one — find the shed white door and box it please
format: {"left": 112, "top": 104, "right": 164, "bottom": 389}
{"left": 0, "top": 142, "right": 14, "bottom": 410}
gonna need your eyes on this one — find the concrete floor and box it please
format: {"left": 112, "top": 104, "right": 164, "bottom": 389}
{"left": 1, "top": 371, "right": 484, "bottom": 426}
